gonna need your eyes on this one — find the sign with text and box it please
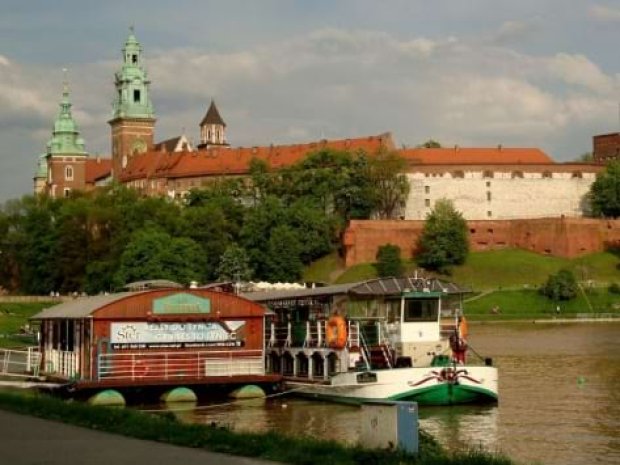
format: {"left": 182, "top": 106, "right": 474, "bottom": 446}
{"left": 152, "top": 293, "right": 211, "bottom": 315}
{"left": 110, "top": 321, "right": 245, "bottom": 349}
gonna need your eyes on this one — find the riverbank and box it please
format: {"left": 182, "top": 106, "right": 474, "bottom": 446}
{"left": 0, "top": 390, "right": 513, "bottom": 465}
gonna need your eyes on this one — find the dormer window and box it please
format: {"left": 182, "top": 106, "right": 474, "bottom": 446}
{"left": 132, "top": 54, "right": 138, "bottom": 64}
{"left": 133, "top": 90, "right": 141, "bottom": 103}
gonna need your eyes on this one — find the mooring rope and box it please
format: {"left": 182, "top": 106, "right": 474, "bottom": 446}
{"left": 137, "top": 387, "right": 305, "bottom": 413}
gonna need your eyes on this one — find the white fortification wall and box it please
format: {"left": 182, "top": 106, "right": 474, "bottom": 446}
{"left": 405, "top": 171, "right": 596, "bottom": 220}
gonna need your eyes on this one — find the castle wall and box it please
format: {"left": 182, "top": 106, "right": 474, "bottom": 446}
{"left": 343, "top": 218, "right": 620, "bottom": 267}
{"left": 405, "top": 169, "right": 597, "bottom": 220}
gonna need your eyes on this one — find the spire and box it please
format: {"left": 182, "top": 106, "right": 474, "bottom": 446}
{"left": 198, "top": 99, "right": 228, "bottom": 148}
{"left": 201, "top": 100, "right": 226, "bottom": 126}
{"left": 47, "top": 71, "right": 87, "bottom": 156}
{"left": 111, "top": 26, "right": 155, "bottom": 120}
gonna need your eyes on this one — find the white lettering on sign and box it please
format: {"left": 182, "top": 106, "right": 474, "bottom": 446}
{"left": 110, "top": 321, "right": 245, "bottom": 346}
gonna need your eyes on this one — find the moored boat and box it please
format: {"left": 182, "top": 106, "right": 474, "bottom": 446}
{"left": 247, "top": 276, "right": 498, "bottom": 406}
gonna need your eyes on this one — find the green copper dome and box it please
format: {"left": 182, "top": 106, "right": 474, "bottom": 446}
{"left": 111, "top": 27, "right": 155, "bottom": 120}
{"left": 46, "top": 80, "right": 87, "bottom": 156}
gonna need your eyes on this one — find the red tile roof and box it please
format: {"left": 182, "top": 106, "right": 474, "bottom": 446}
{"left": 85, "top": 157, "right": 112, "bottom": 183}
{"left": 120, "top": 133, "right": 394, "bottom": 181}
{"left": 398, "top": 147, "right": 553, "bottom": 165}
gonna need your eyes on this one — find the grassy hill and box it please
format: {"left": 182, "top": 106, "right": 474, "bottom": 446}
{"left": 0, "top": 302, "right": 52, "bottom": 348}
{"left": 307, "top": 249, "right": 619, "bottom": 290}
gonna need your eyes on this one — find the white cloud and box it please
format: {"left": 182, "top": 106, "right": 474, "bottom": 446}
{"left": 2, "top": 26, "right": 619, "bottom": 201}
{"left": 548, "top": 53, "right": 616, "bottom": 94}
{"left": 589, "top": 4, "right": 620, "bottom": 22}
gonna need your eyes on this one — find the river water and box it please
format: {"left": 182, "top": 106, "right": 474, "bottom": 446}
{"left": 163, "top": 323, "right": 620, "bottom": 465}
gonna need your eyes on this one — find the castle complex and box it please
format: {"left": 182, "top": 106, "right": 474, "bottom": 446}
{"left": 34, "top": 30, "right": 605, "bottom": 224}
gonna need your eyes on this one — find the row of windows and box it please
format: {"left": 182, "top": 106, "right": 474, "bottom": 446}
{"left": 423, "top": 171, "right": 584, "bottom": 179}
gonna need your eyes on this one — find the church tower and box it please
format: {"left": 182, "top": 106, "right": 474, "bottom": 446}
{"left": 43, "top": 75, "right": 88, "bottom": 198}
{"left": 108, "top": 27, "right": 155, "bottom": 177}
{"left": 198, "top": 100, "right": 229, "bottom": 149}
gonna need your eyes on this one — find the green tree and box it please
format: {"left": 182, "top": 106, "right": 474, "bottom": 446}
{"left": 263, "top": 225, "right": 303, "bottom": 282}
{"left": 540, "top": 269, "right": 578, "bottom": 301}
{"left": 590, "top": 161, "right": 620, "bottom": 218}
{"left": 375, "top": 244, "right": 404, "bottom": 277}
{"left": 419, "top": 139, "right": 442, "bottom": 148}
{"left": 114, "top": 228, "right": 205, "bottom": 288}
{"left": 217, "top": 244, "right": 253, "bottom": 282}
{"left": 369, "top": 148, "right": 410, "bottom": 219}
{"left": 416, "top": 199, "right": 469, "bottom": 273}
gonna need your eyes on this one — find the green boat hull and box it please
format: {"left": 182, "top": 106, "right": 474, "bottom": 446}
{"left": 295, "top": 383, "right": 497, "bottom": 406}
{"left": 390, "top": 383, "right": 498, "bottom": 406}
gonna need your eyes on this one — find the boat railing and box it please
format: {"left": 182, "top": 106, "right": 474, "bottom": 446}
{"left": 97, "top": 349, "right": 265, "bottom": 381}
{"left": 0, "top": 347, "right": 41, "bottom": 378}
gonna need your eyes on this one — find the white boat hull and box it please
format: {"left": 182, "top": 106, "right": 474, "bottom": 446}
{"left": 287, "top": 365, "right": 498, "bottom": 406}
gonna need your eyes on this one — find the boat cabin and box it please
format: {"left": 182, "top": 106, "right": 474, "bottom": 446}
{"left": 30, "top": 288, "right": 280, "bottom": 390}
{"left": 245, "top": 276, "right": 466, "bottom": 381}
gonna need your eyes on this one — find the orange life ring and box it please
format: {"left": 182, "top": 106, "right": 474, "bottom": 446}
{"left": 326, "top": 315, "right": 348, "bottom": 349}
{"left": 458, "top": 316, "right": 469, "bottom": 339}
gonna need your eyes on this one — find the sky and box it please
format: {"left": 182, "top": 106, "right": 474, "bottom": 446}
{"left": 1, "top": 0, "right": 619, "bottom": 201}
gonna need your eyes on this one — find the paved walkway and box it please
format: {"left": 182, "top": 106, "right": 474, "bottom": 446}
{"left": 0, "top": 410, "right": 280, "bottom": 465}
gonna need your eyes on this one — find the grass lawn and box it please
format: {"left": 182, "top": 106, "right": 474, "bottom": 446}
{"left": 0, "top": 302, "right": 52, "bottom": 348}
{"left": 302, "top": 252, "right": 345, "bottom": 284}
{"left": 311, "top": 248, "right": 620, "bottom": 290}
{"left": 463, "top": 288, "right": 620, "bottom": 320}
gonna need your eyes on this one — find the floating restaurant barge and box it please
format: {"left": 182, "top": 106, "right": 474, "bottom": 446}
{"left": 31, "top": 289, "right": 281, "bottom": 401}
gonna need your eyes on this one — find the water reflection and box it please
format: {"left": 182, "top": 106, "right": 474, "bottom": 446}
{"left": 149, "top": 323, "right": 619, "bottom": 465}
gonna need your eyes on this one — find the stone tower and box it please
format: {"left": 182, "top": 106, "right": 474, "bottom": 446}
{"left": 108, "top": 27, "right": 156, "bottom": 177}
{"left": 43, "top": 75, "right": 88, "bottom": 198}
{"left": 198, "top": 100, "right": 229, "bottom": 149}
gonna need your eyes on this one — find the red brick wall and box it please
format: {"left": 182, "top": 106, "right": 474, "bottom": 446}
{"left": 344, "top": 218, "right": 620, "bottom": 266}
{"left": 593, "top": 133, "right": 620, "bottom": 163}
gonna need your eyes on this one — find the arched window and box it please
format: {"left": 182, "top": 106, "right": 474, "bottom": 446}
{"left": 542, "top": 171, "right": 552, "bottom": 179}
{"left": 65, "top": 165, "right": 74, "bottom": 181}
{"left": 483, "top": 170, "right": 494, "bottom": 178}
{"left": 452, "top": 170, "right": 464, "bottom": 178}
{"left": 571, "top": 171, "right": 583, "bottom": 178}
{"left": 511, "top": 171, "right": 523, "bottom": 179}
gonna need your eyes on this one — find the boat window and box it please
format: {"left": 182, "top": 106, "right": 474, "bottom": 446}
{"left": 403, "top": 299, "right": 439, "bottom": 322}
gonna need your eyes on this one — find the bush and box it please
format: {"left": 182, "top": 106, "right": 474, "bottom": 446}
{"left": 539, "top": 269, "right": 578, "bottom": 301}
{"left": 608, "top": 282, "right": 620, "bottom": 294}
{"left": 375, "top": 244, "right": 404, "bottom": 277}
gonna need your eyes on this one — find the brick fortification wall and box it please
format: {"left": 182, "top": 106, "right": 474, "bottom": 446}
{"left": 343, "top": 218, "right": 620, "bottom": 267}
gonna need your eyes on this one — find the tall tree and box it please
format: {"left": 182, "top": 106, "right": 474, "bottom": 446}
{"left": 263, "top": 225, "right": 303, "bottom": 282}
{"left": 590, "top": 161, "right": 620, "bottom": 218}
{"left": 375, "top": 244, "right": 404, "bottom": 277}
{"left": 416, "top": 199, "right": 469, "bottom": 273}
{"left": 369, "top": 148, "right": 410, "bottom": 219}
{"left": 217, "top": 244, "right": 253, "bottom": 282}
{"left": 114, "top": 228, "right": 205, "bottom": 288}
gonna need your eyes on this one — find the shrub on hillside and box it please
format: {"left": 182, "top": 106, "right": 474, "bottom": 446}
{"left": 375, "top": 244, "right": 404, "bottom": 277}
{"left": 608, "top": 282, "right": 620, "bottom": 295}
{"left": 539, "top": 269, "right": 578, "bottom": 301}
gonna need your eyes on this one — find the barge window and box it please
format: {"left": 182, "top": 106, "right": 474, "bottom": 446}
{"left": 404, "top": 299, "right": 438, "bottom": 322}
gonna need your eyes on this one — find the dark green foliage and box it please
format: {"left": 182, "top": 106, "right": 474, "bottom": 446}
{"left": 264, "top": 225, "right": 304, "bottom": 282}
{"left": 609, "top": 282, "right": 620, "bottom": 294}
{"left": 375, "top": 244, "right": 404, "bottom": 277}
{"left": 419, "top": 139, "right": 442, "bottom": 148}
{"left": 217, "top": 244, "right": 253, "bottom": 282}
{"left": 539, "top": 269, "right": 578, "bottom": 301}
{"left": 114, "top": 228, "right": 205, "bottom": 287}
{"left": 590, "top": 161, "right": 620, "bottom": 218}
{"left": 0, "top": 391, "right": 514, "bottom": 465}
{"left": 417, "top": 199, "right": 469, "bottom": 273}
{"left": 368, "top": 148, "right": 410, "bottom": 219}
